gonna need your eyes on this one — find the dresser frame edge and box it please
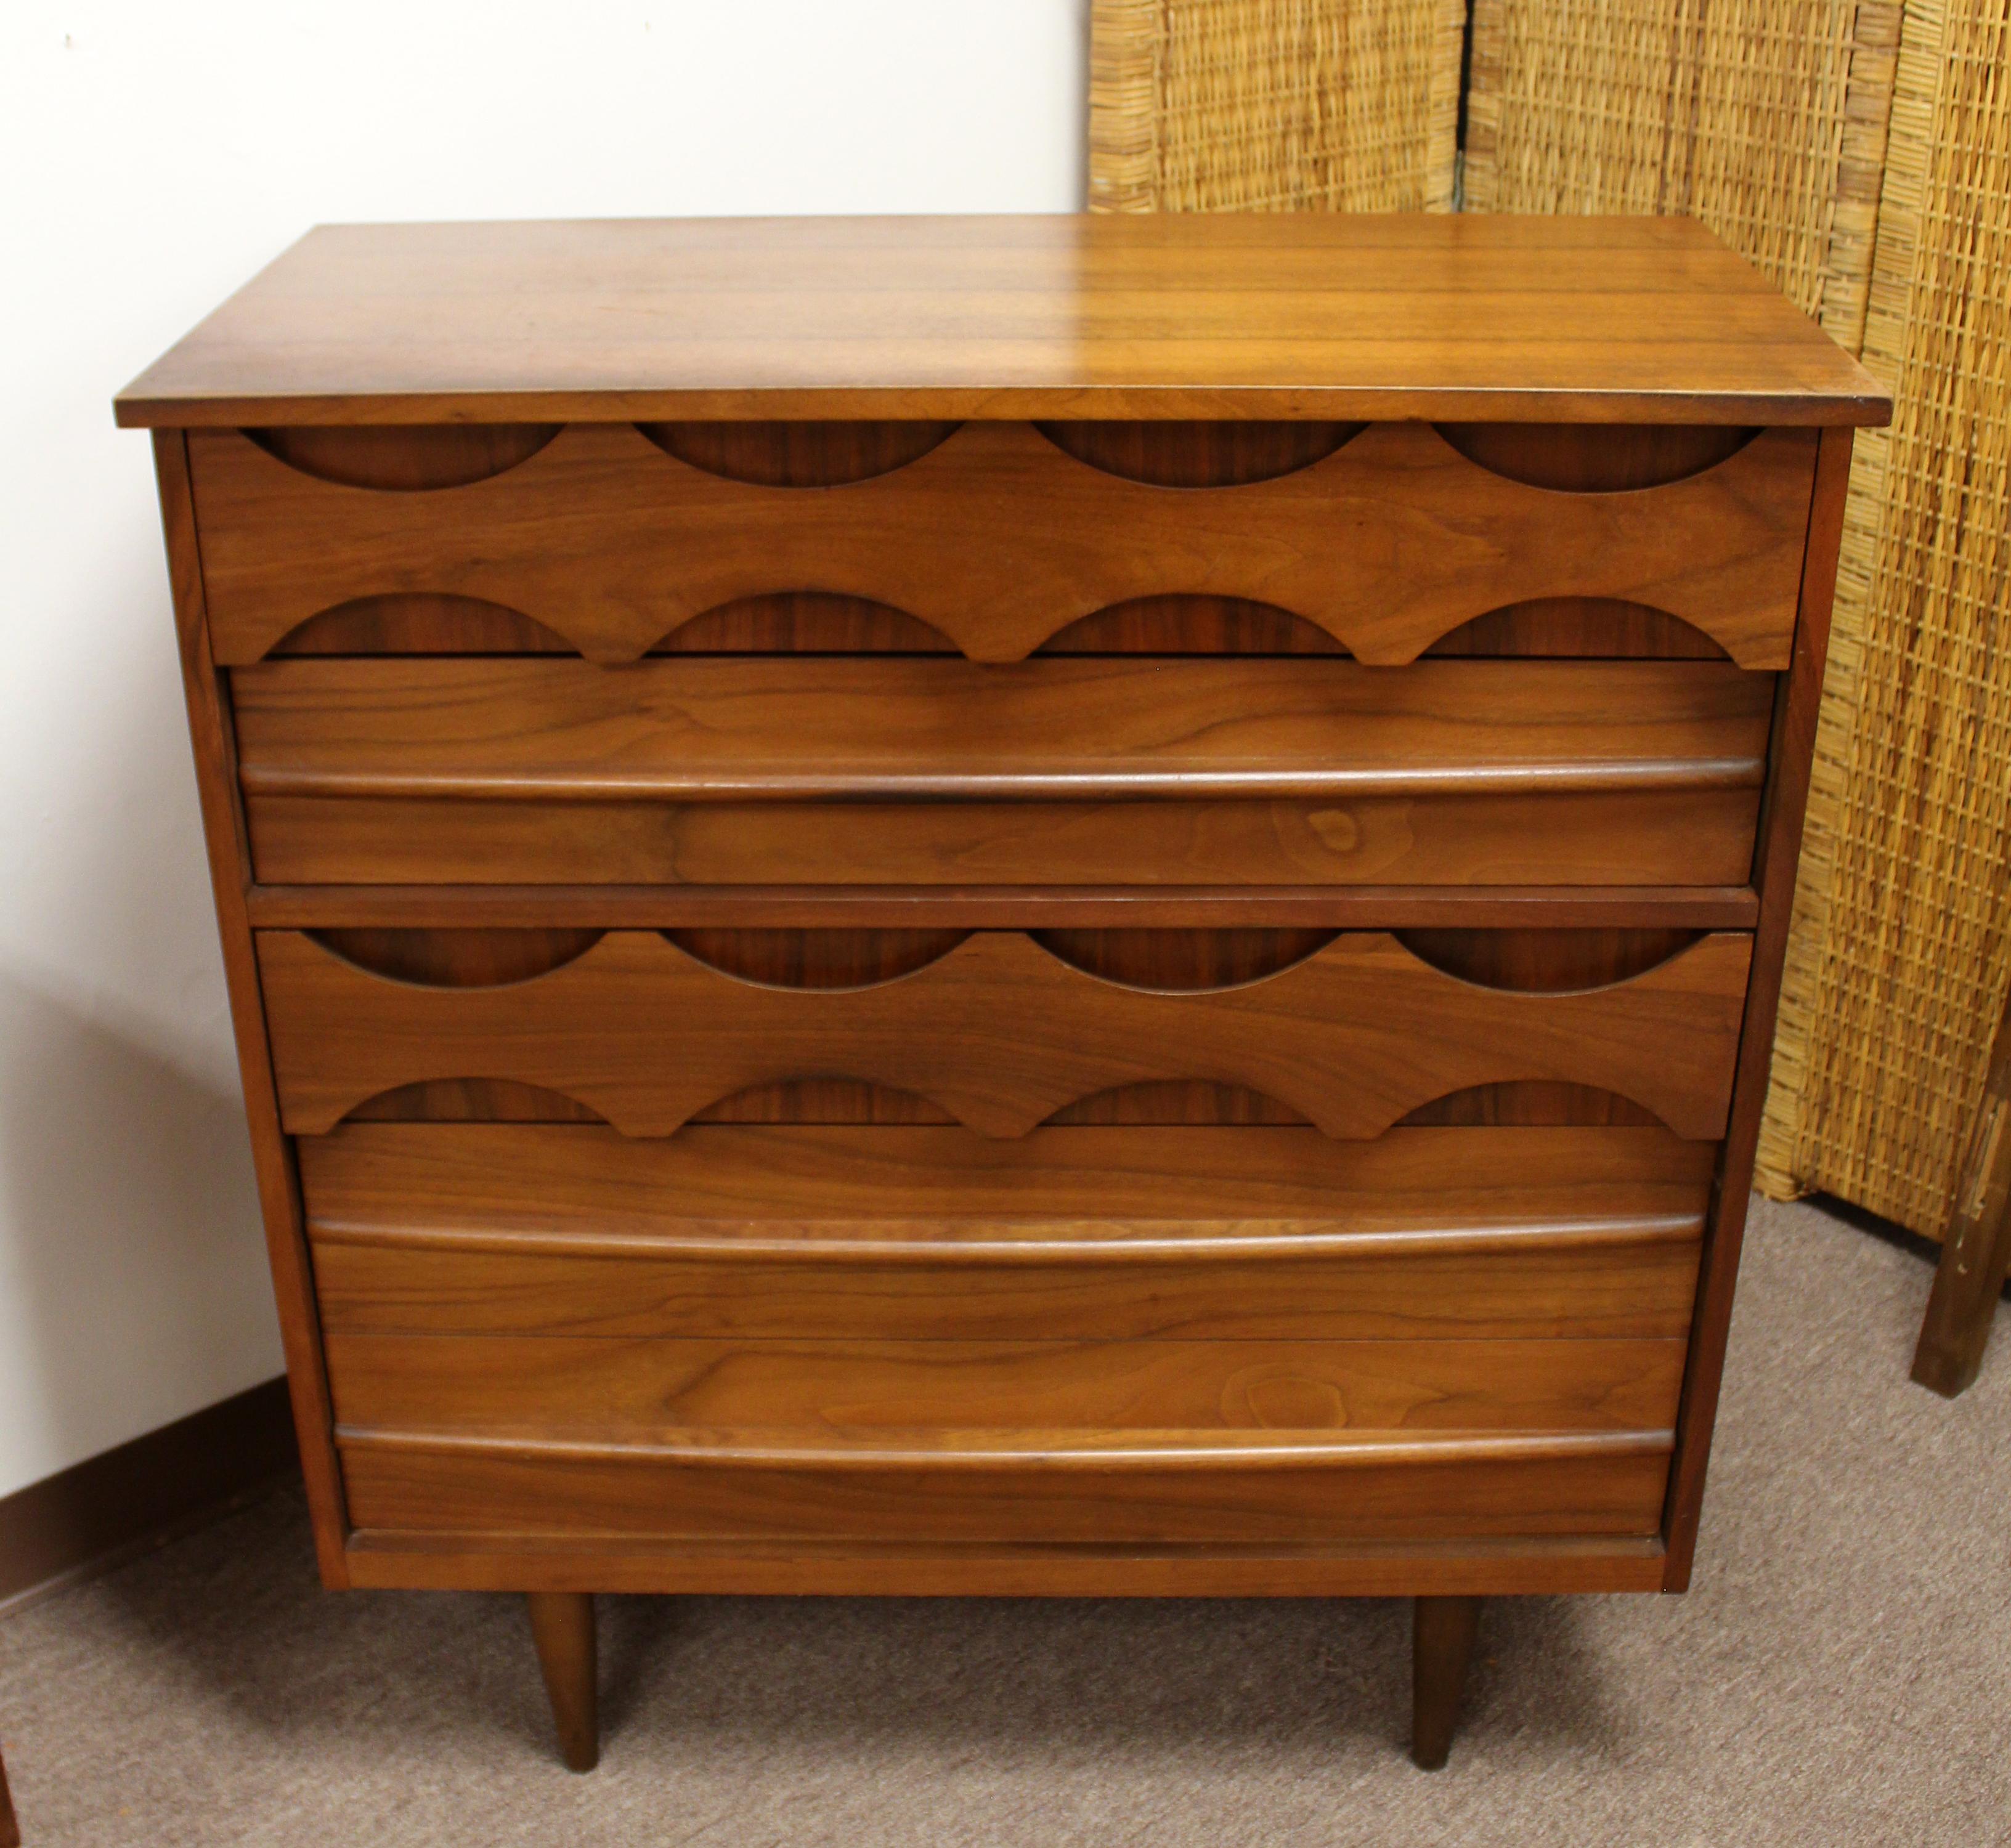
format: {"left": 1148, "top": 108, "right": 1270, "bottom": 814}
{"left": 1660, "top": 423, "right": 1853, "bottom": 1589}
{"left": 153, "top": 428, "right": 352, "bottom": 1586}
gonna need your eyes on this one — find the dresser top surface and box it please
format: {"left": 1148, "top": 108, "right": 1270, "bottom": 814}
{"left": 116, "top": 213, "right": 1888, "bottom": 429}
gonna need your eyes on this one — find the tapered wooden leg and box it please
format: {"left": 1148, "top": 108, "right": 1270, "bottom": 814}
{"left": 526, "top": 1591, "right": 599, "bottom": 1771}
{"left": 1912, "top": 998, "right": 2011, "bottom": 1397}
{"left": 1411, "top": 1594, "right": 1482, "bottom": 1770}
{"left": 0, "top": 1742, "right": 19, "bottom": 1848}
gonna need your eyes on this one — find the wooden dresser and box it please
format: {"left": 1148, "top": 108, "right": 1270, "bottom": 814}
{"left": 118, "top": 214, "right": 1885, "bottom": 1771}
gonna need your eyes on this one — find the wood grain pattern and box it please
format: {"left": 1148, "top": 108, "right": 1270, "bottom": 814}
{"left": 338, "top": 1427, "right": 1672, "bottom": 1545}
{"left": 524, "top": 1591, "right": 598, "bottom": 1772}
{"left": 341, "top": 1530, "right": 1671, "bottom": 1599}
{"left": 323, "top": 1333, "right": 1686, "bottom": 1437}
{"left": 267, "top": 586, "right": 1731, "bottom": 659}
{"left": 231, "top": 655, "right": 1772, "bottom": 888}
{"left": 243, "top": 789, "right": 1767, "bottom": 890}
{"left": 148, "top": 432, "right": 352, "bottom": 1587}
{"left": 256, "top": 928, "right": 1751, "bottom": 1140}
{"left": 113, "top": 214, "right": 1887, "bottom": 428}
{"left": 301, "top": 1122, "right": 1709, "bottom": 1342}
{"left": 1662, "top": 426, "right": 1853, "bottom": 1589}
{"left": 243, "top": 884, "right": 1765, "bottom": 931}
{"left": 1412, "top": 1594, "right": 1483, "bottom": 1769}
{"left": 232, "top": 657, "right": 1773, "bottom": 803}
{"left": 188, "top": 421, "right": 1819, "bottom": 670}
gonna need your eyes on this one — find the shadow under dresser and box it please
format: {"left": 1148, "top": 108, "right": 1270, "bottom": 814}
{"left": 116, "top": 212, "right": 1887, "bottom": 1771}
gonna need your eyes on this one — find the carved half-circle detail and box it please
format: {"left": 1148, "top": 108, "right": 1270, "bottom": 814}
{"left": 1030, "top": 931, "right": 1339, "bottom": 991}
{"left": 270, "top": 594, "right": 577, "bottom": 656}
{"left": 662, "top": 930, "right": 973, "bottom": 989}
{"left": 246, "top": 424, "right": 560, "bottom": 490}
{"left": 1424, "top": 598, "right": 1731, "bottom": 660}
{"left": 308, "top": 929, "right": 605, "bottom": 988}
{"left": 1398, "top": 1082, "right": 1670, "bottom": 1130}
{"left": 688, "top": 1080, "right": 956, "bottom": 1125}
{"left": 1043, "top": 1082, "right": 1312, "bottom": 1127}
{"left": 638, "top": 421, "right": 961, "bottom": 485}
{"left": 1035, "top": 421, "right": 1365, "bottom": 486}
{"left": 341, "top": 1079, "right": 609, "bottom": 1124}
{"left": 1394, "top": 930, "right": 1707, "bottom": 994}
{"left": 1037, "top": 596, "right": 1349, "bottom": 655}
{"left": 648, "top": 594, "right": 960, "bottom": 656}
{"left": 1431, "top": 423, "right": 1758, "bottom": 492}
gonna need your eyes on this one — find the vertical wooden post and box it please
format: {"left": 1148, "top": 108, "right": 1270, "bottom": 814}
{"left": 526, "top": 1592, "right": 599, "bottom": 1772}
{"left": 1913, "top": 986, "right": 2011, "bottom": 1396}
{"left": 1411, "top": 1594, "right": 1483, "bottom": 1770}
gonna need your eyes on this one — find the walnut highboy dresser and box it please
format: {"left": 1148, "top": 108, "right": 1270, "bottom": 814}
{"left": 119, "top": 215, "right": 1885, "bottom": 1771}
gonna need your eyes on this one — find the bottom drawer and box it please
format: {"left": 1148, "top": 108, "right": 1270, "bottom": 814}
{"left": 307, "top": 1121, "right": 1704, "bottom": 1549}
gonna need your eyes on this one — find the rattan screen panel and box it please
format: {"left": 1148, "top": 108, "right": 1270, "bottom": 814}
{"left": 1089, "top": 0, "right": 1465, "bottom": 213}
{"left": 1758, "top": 0, "right": 2011, "bottom": 1235}
{"left": 1463, "top": 0, "right": 1899, "bottom": 351}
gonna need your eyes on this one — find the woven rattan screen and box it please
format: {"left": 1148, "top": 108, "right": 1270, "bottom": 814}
{"left": 1087, "top": 0, "right": 1465, "bottom": 213}
{"left": 1462, "top": 1, "right": 1899, "bottom": 350}
{"left": 1757, "top": 0, "right": 2011, "bottom": 1234}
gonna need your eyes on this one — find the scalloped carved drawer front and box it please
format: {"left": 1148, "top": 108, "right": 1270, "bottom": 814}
{"left": 186, "top": 420, "right": 1819, "bottom": 669}
{"left": 230, "top": 656, "right": 1773, "bottom": 888}
{"left": 306, "top": 1121, "right": 1700, "bottom": 1544}
{"left": 254, "top": 927, "right": 1750, "bottom": 1143}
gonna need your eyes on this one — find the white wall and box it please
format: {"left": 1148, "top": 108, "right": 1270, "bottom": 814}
{"left": 0, "top": 1, "right": 1087, "bottom": 1499}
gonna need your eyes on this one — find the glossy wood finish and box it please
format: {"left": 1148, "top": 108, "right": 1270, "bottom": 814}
{"left": 232, "top": 656, "right": 1770, "bottom": 888}
{"left": 258, "top": 929, "right": 1750, "bottom": 1140}
{"left": 113, "top": 215, "right": 1888, "bottom": 427}
{"left": 128, "top": 216, "right": 1877, "bottom": 1766}
{"left": 341, "top": 1429, "right": 1672, "bottom": 1546}
{"left": 1412, "top": 1595, "right": 1483, "bottom": 1770}
{"left": 344, "top": 1533, "right": 1670, "bottom": 1600}
{"left": 267, "top": 584, "right": 1731, "bottom": 660}
{"left": 1661, "top": 428, "right": 1853, "bottom": 1590}
{"left": 187, "top": 420, "right": 1817, "bottom": 670}
{"left": 244, "top": 885, "right": 1765, "bottom": 931}
{"left": 303, "top": 1124, "right": 1707, "bottom": 1344}
{"left": 246, "top": 790, "right": 1766, "bottom": 891}
{"left": 1912, "top": 979, "right": 2011, "bottom": 1396}
{"left": 525, "top": 1591, "right": 597, "bottom": 1772}
{"left": 325, "top": 1333, "right": 1686, "bottom": 1437}
{"left": 148, "top": 434, "right": 351, "bottom": 1586}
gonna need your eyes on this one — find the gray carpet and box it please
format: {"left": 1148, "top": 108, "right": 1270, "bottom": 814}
{"left": 2, "top": 1196, "right": 2006, "bottom": 1846}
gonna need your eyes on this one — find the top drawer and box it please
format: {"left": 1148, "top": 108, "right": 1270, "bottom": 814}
{"left": 185, "top": 420, "right": 1818, "bottom": 667}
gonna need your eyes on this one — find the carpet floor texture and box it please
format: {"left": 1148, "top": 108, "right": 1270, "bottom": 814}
{"left": 1, "top": 1195, "right": 2005, "bottom": 1846}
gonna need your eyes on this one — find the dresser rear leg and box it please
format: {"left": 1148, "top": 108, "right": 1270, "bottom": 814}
{"left": 1410, "top": 1594, "right": 1482, "bottom": 1769}
{"left": 526, "top": 1591, "right": 599, "bottom": 1771}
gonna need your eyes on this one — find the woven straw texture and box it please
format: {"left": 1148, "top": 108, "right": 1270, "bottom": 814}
{"left": 1757, "top": 0, "right": 2011, "bottom": 1235}
{"left": 1463, "top": 0, "right": 1899, "bottom": 350}
{"left": 1087, "top": 0, "right": 1464, "bottom": 213}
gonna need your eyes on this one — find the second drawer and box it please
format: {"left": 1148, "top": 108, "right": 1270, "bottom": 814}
{"left": 231, "top": 655, "right": 1774, "bottom": 888}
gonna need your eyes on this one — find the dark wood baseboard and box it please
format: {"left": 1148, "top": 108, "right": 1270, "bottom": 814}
{"left": 0, "top": 1376, "right": 297, "bottom": 1611}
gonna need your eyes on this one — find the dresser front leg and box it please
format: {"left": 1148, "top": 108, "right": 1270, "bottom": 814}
{"left": 526, "top": 1591, "right": 599, "bottom": 1771}
{"left": 1410, "top": 1594, "right": 1482, "bottom": 1769}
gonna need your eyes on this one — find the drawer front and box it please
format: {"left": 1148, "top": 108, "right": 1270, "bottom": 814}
{"left": 323, "top": 1332, "right": 1686, "bottom": 1435}
{"left": 187, "top": 419, "right": 1817, "bottom": 669}
{"left": 232, "top": 656, "right": 1772, "bottom": 888}
{"left": 304, "top": 1123, "right": 1710, "bottom": 1342}
{"left": 258, "top": 927, "right": 1750, "bottom": 1140}
{"left": 338, "top": 1430, "right": 1672, "bottom": 1545}
{"left": 309, "top": 1121, "right": 1699, "bottom": 1546}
